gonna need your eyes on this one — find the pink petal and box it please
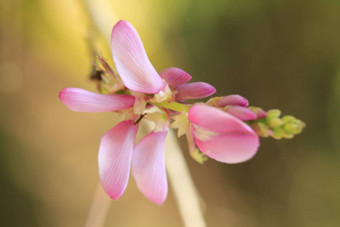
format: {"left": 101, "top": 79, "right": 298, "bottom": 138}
{"left": 189, "top": 104, "right": 259, "bottom": 163}
{"left": 59, "top": 88, "right": 134, "bottom": 112}
{"left": 98, "top": 120, "right": 138, "bottom": 199}
{"left": 111, "top": 20, "right": 165, "bottom": 94}
{"left": 216, "top": 95, "right": 249, "bottom": 107}
{"left": 188, "top": 104, "right": 255, "bottom": 134}
{"left": 175, "top": 82, "right": 216, "bottom": 101}
{"left": 225, "top": 106, "right": 257, "bottom": 121}
{"left": 159, "top": 67, "right": 192, "bottom": 87}
{"left": 194, "top": 133, "right": 259, "bottom": 164}
{"left": 255, "top": 108, "right": 267, "bottom": 119}
{"left": 132, "top": 131, "right": 168, "bottom": 205}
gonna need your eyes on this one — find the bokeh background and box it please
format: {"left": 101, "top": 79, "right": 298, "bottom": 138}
{"left": 1, "top": 0, "right": 339, "bottom": 226}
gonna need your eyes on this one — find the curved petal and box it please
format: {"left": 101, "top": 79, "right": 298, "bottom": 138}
{"left": 188, "top": 104, "right": 255, "bottom": 134}
{"left": 159, "top": 67, "right": 192, "bottom": 87}
{"left": 189, "top": 104, "right": 259, "bottom": 164}
{"left": 175, "top": 82, "right": 216, "bottom": 101}
{"left": 59, "top": 88, "right": 134, "bottom": 112}
{"left": 132, "top": 131, "right": 168, "bottom": 204}
{"left": 98, "top": 120, "right": 138, "bottom": 199}
{"left": 111, "top": 20, "right": 165, "bottom": 94}
{"left": 225, "top": 106, "right": 257, "bottom": 121}
{"left": 216, "top": 95, "right": 249, "bottom": 107}
{"left": 251, "top": 107, "right": 267, "bottom": 119}
{"left": 193, "top": 131, "right": 259, "bottom": 164}
{"left": 256, "top": 109, "right": 267, "bottom": 119}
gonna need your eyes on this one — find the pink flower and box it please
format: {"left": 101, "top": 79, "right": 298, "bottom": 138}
{"left": 188, "top": 103, "right": 260, "bottom": 164}
{"left": 214, "top": 94, "right": 250, "bottom": 107}
{"left": 111, "top": 21, "right": 215, "bottom": 100}
{"left": 105, "top": 21, "right": 172, "bottom": 203}
{"left": 160, "top": 67, "right": 216, "bottom": 102}
{"left": 60, "top": 19, "right": 305, "bottom": 205}
{"left": 59, "top": 20, "right": 171, "bottom": 204}
{"left": 98, "top": 121, "right": 167, "bottom": 204}
{"left": 111, "top": 20, "right": 166, "bottom": 94}
{"left": 208, "top": 94, "right": 266, "bottom": 121}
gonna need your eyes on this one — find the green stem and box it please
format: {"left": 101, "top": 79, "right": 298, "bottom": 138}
{"left": 157, "top": 101, "right": 190, "bottom": 112}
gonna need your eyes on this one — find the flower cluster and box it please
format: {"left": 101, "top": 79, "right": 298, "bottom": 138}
{"left": 59, "top": 20, "right": 304, "bottom": 204}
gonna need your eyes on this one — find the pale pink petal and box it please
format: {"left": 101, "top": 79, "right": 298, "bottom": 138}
{"left": 225, "top": 106, "right": 257, "bottom": 121}
{"left": 175, "top": 82, "right": 216, "bottom": 101}
{"left": 194, "top": 132, "right": 259, "bottom": 164}
{"left": 98, "top": 121, "right": 138, "bottom": 199}
{"left": 132, "top": 131, "right": 168, "bottom": 204}
{"left": 188, "top": 104, "right": 255, "bottom": 134}
{"left": 59, "top": 88, "right": 134, "bottom": 112}
{"left": 216, "top": 95, "right": 249, "bottom": 107}
{"left": 189, "top": 104, "right": 259, "bottom": 163}
{"left": 255, "top": 108, "right": 267, "bottom": 119}
{"left": 159, "top": 67, "right": 192, "bottom": 87}
{"left": 111, "top": 20, "right": 165, "bottom": 94}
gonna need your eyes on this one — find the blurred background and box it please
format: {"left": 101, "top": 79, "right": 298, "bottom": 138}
{"left": 0, "top": 0, "right": 339, "bottom": 226}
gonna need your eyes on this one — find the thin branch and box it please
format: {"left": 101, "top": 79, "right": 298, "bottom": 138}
{"left": 84, "top": 183, "right": 112, "bottom": 227}
{"left": 165, "top": 129, "right": 207, "bottom": 227}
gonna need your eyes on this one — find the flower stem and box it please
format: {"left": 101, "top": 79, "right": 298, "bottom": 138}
{"left": 165, "top": 130, "right": 207, "bottom": 227}
{"left": 157, "top": 101, "right": 190, "bottom": 112}
{"left": 84, "top": 182, "right": 112, "bottom": 227}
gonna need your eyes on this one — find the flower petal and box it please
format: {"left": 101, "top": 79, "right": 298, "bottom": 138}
{"left": 175, "top": 82, "right": 216, "bottom": 101}
{"left": 111, "top": 20, "right": 165, "bottom": 94}
{"left": 188, "top": 104, "right": 255, "bottom": 134}
{"left": 189, "top": 104, "right": 259, "bottom": 163}
{"left": 253, "top": 108, "right": 267, "bottom": 119}
{"left": 225, "top": 106, "right": 257, "bottom": 121}
{"left": 194, "top": 132, "right": 259, "bottom": 164}
{"left": 256, "top": 110, "right": 267, "bottom": 119}
{"left": 159, "top": 67, "right": 192, "bottom": 87}
{"left": 216, "top": 95, "right": 249, "bottom": 107}
{"left": 98, "top": 120, "right": 138, "bottom": 199}
{"left": 132, "top": 131, "right": 168, "bottom": 204}
{"left": 59, "top": 88, "right": 134, "bottom": 112}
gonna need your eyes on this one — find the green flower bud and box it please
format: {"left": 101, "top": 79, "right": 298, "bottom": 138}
{"left": 251, "top": 122, "right": 272, "bottom": 137}
{"left": 248, "top": 108, "right": 305, "bottom": 140}
{"left": 191, "top": 149, "right": 208, "bottom": 164}
{"left": 268, "top": 118, "right": 283, "bottom": 128}
{"left": 272, "top": 128, "right": 285, "bottom": 139}
{"left": 282, "top": 115, "right": 295, "bottom": 123}
{"left": 267, "top": 109, "right": 281, "bottom": 119}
